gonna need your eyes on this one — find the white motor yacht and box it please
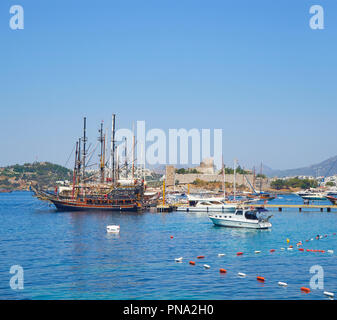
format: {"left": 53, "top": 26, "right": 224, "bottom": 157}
{"left": 296, "top": 190, "right": 326, "bottom": 201}
{"left": 209, "top": 207, "right": 272, "bottom": 229}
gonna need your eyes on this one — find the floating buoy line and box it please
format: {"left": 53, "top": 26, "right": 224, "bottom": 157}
{"left": 172, "top": 231, "right": 336, "bottom": 299}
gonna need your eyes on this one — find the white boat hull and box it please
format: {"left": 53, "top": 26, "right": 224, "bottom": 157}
{"left": 301, "top": 195, "right": 326, "bottom": 201}
{"left": 209, "top": 216, "right": 272, "bottom": 229}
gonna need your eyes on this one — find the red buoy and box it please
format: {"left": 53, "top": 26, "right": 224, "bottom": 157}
{"left": 170, "top": 236, "right": 174, "bottom": 239}
{"left": 197, "top": 255, "right": 205, "bottom": 259}
{"left": 270, "top": 249, "right": 275, "bottom": 252}
{"left": 298, "top": 248, "right": 304, "bottom": 252}
{"left": 237, "top": 252, "right": 243, "bottom": 256}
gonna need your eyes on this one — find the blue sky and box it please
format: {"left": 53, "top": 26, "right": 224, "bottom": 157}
{"left": 1, "top": 0, "right": 337, "bottom": 170}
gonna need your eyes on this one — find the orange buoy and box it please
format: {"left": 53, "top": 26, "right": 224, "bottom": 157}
{"left": 301, "top": 287, "right": 311, "bottom": 293}
{"left": 257, "top": 276, "right": 265, "bottom": 282}
{"left": 289, "top": 245, "right": 293, "bottom": 248}
{"left": 237, "top": 252, "right": 243, "bottom": 256}
{"left": 219, "top": 268, "right": 227, "bottom": 273}
{"left": 197, "top": 255, "right": 205, "bottom": 259}
{"left": 270, "top": 249, "right": 275, "bottom": 252}
{"left": 189, "top": 261, "right": 195, "bottom": 265}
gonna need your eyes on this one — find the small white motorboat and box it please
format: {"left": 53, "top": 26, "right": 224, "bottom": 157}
{"left": 209, "top": 207, "right": 272, "bottom": 229}
{"left": 106, "top": 225, "right": 120, "bottom": 233}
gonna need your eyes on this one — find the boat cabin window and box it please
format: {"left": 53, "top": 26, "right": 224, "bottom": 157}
{"left": 244, "top": 211, "right": 258, "bottom": 220}
{"left": 189, "top": 200, "right": 197, "bottom": 207}
{"left": 236, "top": 210, "right": 243, "bottom": 215}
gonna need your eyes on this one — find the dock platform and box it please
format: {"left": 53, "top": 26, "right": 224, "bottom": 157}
{"left": 250, "top": 204, "right": 337, "bottom": 212}
{"left": 156, "top": 205, "right": 175, "bottom": 212}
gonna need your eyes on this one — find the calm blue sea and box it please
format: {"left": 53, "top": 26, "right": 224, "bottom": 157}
{"left": 0, "top": 191, "right": 336, "bottom": 300}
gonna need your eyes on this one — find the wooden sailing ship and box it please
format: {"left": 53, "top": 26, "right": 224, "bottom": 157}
{"left": 33, "top": 115, "right": 144, "bottom": 212}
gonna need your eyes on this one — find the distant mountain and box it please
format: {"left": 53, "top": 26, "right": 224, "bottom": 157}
{"left": 263, "top": 155, "right": 337, "bottom": 178}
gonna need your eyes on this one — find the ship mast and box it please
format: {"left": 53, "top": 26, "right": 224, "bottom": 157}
{"left": 82, "top": 117, "right": 87, "bottom": 181}
{"left": 72, "top": 141, "right": 78, "bottom": 199}
{"left": 110, "top": 114, "right": 116, "bottom": 184}
{"left": 132, "top": 122, "right": 135, "bottom": 180}
{"left": 77, "top": 138, "right": 81, "bottom": 184}
{"left": 116, "top": 145, "right": 120, "bottom": 181}
{"left": 98, "top": 121, "right": 105, "bottom": 183}
{"left": 260, "top": 162, "right": 263, "bottom": 193}
{"left": 124, "top": 137, "right": 128, "bottom": 179}
{"left": 233, "top": 159, "right": 237, "bottom": 201}
{"left": 222, "top": 155, "right": 226, "bottom": 199}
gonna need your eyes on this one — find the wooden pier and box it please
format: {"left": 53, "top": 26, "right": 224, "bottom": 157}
{"left": 250, "top": 204, "right": 337, "bottom": 212}
{"left": 156, "top": 203, "right": 337, "bottom": 213}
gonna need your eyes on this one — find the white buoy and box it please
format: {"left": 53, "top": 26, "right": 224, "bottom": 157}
{"left": 203, "top": 264, "right": 211, "bottom": 269}
{"left": 278, "top": 282, "right": 288, "bottom": 287}
{"left": 175, "top": 257, "right": 183, "bottom": 262}
{"left": 327, "top": 250, "right": 334, "bottom": 254}
{"left": 238, "top": 272, "right": 246, "bottom": 277}
{"left": 106, "top": 225, "right": 120, "bottom": 233}
{"left": 324, "top": 291, "right": 334, "bottom": 298}
{"left": 255, "top": 250, "right": 261, "bottom": 254}
{"left": 310, "top": 238, "right": 313, "bottom": 241}
{"left": 218, "top": 253, "right": 225, "bottom": 257}
{"left": 287, "top": 247, "right": 293, "bottom": 251}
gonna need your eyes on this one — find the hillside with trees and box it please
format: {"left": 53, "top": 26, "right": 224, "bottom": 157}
{"left": 0, "top": 162, "right": 72, "bottom": 191}
{"left": 270, "top": 177, "right": 318, "bottom": 190}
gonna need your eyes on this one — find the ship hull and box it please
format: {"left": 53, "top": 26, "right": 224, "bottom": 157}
{"left": 50, "top": 199, "right": 139, "bottom": 212}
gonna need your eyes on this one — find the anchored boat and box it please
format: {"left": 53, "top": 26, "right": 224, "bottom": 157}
{"left": 209, "top": 207, "right": 272, "bottom": 229}
{"left": 296, "top": 190, "right": 326, "bottom": 201}
{"left": 33, "top": 116, "right": 144, "bottom": 212}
